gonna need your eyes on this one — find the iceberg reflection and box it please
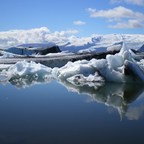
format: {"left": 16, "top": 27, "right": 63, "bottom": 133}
{"left": 9, "top": 74, "right": 54, "bottom": 88}
{"left": 0, "top": 73, "right": 144, "bottom": 120}
{"left": 59, "top": 80, "right": 144, "bottom": 120}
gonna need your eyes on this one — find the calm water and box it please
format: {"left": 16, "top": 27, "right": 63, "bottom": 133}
{"left": 0, "top": 78, "right": 144, "bottom": 144}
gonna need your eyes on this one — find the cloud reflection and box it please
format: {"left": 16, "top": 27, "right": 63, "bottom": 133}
{"left": 126, "top": 105, "right": 144, "bottom": 120}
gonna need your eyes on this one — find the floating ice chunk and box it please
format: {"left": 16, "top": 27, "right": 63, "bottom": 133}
{"left": 124, "top": 60, "right": 144, "bottom": 81}
{"left": 90, "top": 57, "right": 125, "bottom": 83}
{"left": 0, "top": 73, "right": 9, "bottom": 82}
{"left": 0, "top": 61, "right": 54, "bottom": 88}
{"left": 90, "top": 58, "right": 107, "bottom": 70}
{"left": 67, "top": 72, "right": 104, "bottom": 85}
{"left": 106, "top": 54, "right": 124, "bottom": 70}
{"left": 0, "top": 64, "right": 11, "bottom": 70}
{"left": 138, "top": 59, "right": 144, "bottom": 70}
{"left": 101, "top": 66, "right": 125, "bottom": 82}
{"left": 57, "top": 60, "right": 96, "bottom": 80}
{"left": 6, "top": 61, "right": 53, "bottom": 80}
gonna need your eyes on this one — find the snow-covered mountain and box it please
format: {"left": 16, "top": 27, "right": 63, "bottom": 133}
{"left": 0, "top": 29, "right": 144, "bottom": 52}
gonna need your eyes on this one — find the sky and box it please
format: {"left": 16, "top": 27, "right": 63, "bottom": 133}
{"left": 0, "top": 0, "right": 144, "bottom": 36}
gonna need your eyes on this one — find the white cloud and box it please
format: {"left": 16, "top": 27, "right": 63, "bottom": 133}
{"left": 0, "top": 27, "right": 79, "bottom": 49}
{"left": 87, "top": 6, "right": 144, "bottom": 29}
{"left": 110, "top": 0, "right": 123, "bottom": 4}
{"left": 73, "top": 20, "right": 86, "bottom": 26}
{"left": 109, "top": 19, "right": 144, "bottom": 28}
{"left": 110, "top": 0, "right": 144, "bottom": 6}
{"left": 88, "top": 6, "right": 144, "bottom": 19}
{"left": 53, "top": 29, "right": 78, "bottom": 36}
{"left": 126, "top": 105, "right": 144, "bottom": 120}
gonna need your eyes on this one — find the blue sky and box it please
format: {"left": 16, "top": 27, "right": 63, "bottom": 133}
{"left": 0, "top": 0, "right": 144, "bottom": 36}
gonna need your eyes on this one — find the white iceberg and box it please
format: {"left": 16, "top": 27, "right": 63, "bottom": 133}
{"left": 0, "top": 33, "right": 144, "bottom": 84}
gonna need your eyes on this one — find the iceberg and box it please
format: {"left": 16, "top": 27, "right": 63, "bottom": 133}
{"left": 0, "top": 45, "right": 144, "bottom": 84}
{"left": 0, "top": 34, "right": 144, "bottom": 84}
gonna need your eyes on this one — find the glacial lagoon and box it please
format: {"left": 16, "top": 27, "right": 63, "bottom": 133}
{"left": 0, "top": 77, "right": 144, "bottom": 144}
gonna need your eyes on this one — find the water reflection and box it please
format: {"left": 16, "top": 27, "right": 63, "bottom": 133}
{"left": 8, "top": 74, "right": 54, "bottom": 88}
{"left": 1, "top": 74, "right": 144, "bottom": 120}
{"left": 60, "top": 80, "right": 144, "bottom": 120}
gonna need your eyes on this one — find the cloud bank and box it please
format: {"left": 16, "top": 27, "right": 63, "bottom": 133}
{"left": 0, "top": 27, "right": 79, "bottom": 49}
{"left": 111, "top": 0, "right": 144, "bottom": 6}
{"left": 73, "top": 20, "right": 86, "bottom": 26}
{"left": 88, "top": 6, "right": 144, "bottom": 29}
